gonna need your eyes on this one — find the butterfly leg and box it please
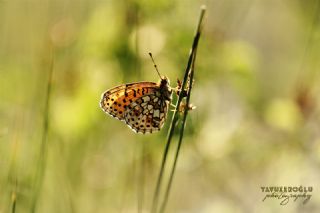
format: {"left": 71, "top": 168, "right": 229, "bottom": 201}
{"left": 179, "top": 102, "right": 197, "bottom": 113}
{"left": 173, "top": 78, "right": 188, "bottom": 97}
{"left": 170, "top": 103, "right": 177, "bottom": 108}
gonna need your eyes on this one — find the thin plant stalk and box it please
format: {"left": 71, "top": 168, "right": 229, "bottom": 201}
{"left": 151, "top": 6, "right": 206, "bottom": 213}
{"left": 159, "top": 46, "right": 199, "bottom": 213}
{"left": 9, "top": 120, "right": 21, "bottom": 213}
{"left": 11, "top": 179, "right": 17, "bottom": 213}
{"left": 11, "top": 195, "right": 16, "bottom": 213}
{"left": 31, "top": 47, "right": 54, "bottom": 213}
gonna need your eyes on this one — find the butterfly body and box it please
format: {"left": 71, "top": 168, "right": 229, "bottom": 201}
{"left": 100, "top": 77, "right": 172, "bottom": 134}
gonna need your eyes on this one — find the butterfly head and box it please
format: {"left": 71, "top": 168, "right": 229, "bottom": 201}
{"left": 159, "top": 76, "right": 172, "bottom": 101}
{"left": 160, "top": 75, "right": 169, "bottom": 85}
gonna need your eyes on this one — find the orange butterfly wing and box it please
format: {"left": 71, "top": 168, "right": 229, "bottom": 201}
{"left": 100, "top": 81, "right": 171, "bottom": 134}
{"left": 100, "top": 82, "right": 158, "bottom": 120}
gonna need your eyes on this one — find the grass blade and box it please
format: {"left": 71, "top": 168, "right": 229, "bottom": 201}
{"left": 31, "top": 46, "right": 54, "bottom": 213}
{"left": 151, "top": 5, "right": 206, "bottom": 213}
{"left": 159, "top": 45, "right": 199, "bottom": 213}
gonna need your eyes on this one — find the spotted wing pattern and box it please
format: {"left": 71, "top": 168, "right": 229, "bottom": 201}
{"left": 100, "top": 82, "right": 157, "bottom": 120}
{"left": 100, "top": 81, "right": 171, "bottom": 134}
{"left": 124, "top": 92, "right": 169, "bottom": 133}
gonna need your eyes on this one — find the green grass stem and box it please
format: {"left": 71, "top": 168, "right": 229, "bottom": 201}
{"left": 150, "top": 5, "right": 206, "bottom": 213}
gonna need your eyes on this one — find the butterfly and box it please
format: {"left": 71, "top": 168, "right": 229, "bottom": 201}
{"left": 100, "top": 54, "right": 173, "bottom": 134}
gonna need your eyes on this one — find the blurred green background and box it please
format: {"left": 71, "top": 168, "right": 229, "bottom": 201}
{"left": 1, "top": 0, "right": 320, "bottom": 212}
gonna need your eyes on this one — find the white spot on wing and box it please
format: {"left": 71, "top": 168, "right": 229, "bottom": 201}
{"left": 131, "top": 102, "right": 137, "bottom": 107}
{"left": 143, "top": 96, "right": 150, "bottom": 102}
{"left": 154, "top": 109, "right": 160, "bottom": 117}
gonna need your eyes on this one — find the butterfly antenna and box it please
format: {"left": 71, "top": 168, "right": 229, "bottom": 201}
{"left": 149, "top": 52, "right": 163, "bottom": 79}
